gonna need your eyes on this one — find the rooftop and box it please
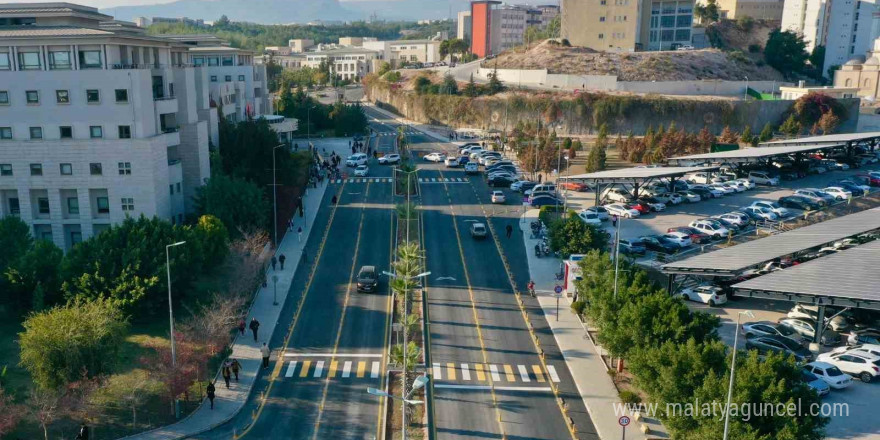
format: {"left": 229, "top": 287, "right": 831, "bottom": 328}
{"left": 0, "top": 2, "right": 111, "bottom": 20}
{"left": 306, "top": 47, "right": 380, "bottom": 56}
{"left": 761, "top": 132, "right": 880, "bottom": 147}
{"left": 0, "top": 25, "right": 112, "bottom": 37}
{"left": 187, "top": 46, "right": 252, "bottom": 53}
{"left": 564, "top": 166, "right": 717, "bottom": 183}
{"left": 666, "top": 143, "right": 845, "bottom": 166}
{"left": 662, "top": 207, "right": 880, "bottom": 276}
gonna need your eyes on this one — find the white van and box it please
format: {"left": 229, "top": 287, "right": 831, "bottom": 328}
{"left": 748, "top": 171, "right": 779, "bottom": 186}
{"left": 346, "top": 153, "right": 368, "bottom": 167}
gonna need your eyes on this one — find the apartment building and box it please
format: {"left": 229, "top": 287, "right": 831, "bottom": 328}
{"left": 458, "top": 10, "right": 473, "bottom": 41}
{"left": 561, "top": 0, "right": 694, "bottom": 51}
{"left": 363, "top": 39, "right": 441, "bottom": 67}
{"left": 303, "top": 47, "right": 380, "bottom": 81}
{"left": 713, "top": 0, "right": 784, "bottom": 20}
{"left": 0, "top": 2, "right": 215, "bottom": 250}
{"left": 468, "top": 1, "right": 561, "bottom": 57}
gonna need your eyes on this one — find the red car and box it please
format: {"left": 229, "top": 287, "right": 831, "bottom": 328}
{"left": 855, "top": 173, "right": 880, "bottom": 186}
{"left": 667, "top": 226, "right": 712, "bottom": 244}
{"left": 559, "top": 181, "right": 588, "bottom": 192}
{"left": 627, "top": 202, "right": 652, "bottom": 214}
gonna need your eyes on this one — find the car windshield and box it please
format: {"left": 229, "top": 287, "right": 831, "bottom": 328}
{"left": 776, "top": 325, "right": 797, "bottom": 336}
{"left": 778, "top": 337, "right": 802, "bottom": 351}
{"left": 825, "top": 366, "right": 844, "bottom": 376}
{"left": 801, "top": 371, "right": 819, "bottom": 382}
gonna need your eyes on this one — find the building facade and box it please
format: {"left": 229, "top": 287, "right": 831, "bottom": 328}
{"left": 467, "top": 1, "right": 560, "bottom": 56}
{"left": 363, "top": 39, "right": 441, "bottom": 66}
{"left": 779, "top": 83, "right": 859, "bottom": 99}
{"left": 714, "top": 0, "right": 784, "bottom": 20}
{"left": 561, "top": 0, "right": 694, "bottom": 51}
{"left": 303, "top": 47, "right": 380, "bottom": 81}
{"left": 458, "top": 10, "right": 473, "bottom": 41}
{"left": 834, "top": 38, "right": 880, "bottom": 100}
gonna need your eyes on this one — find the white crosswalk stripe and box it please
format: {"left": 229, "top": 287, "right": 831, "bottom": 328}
{"left": 518, "top": 365, "right": 531, "bottom": 382}
{"left": 460, "top": 363, "right": 471, "bottom": 381}
{"left": 371, "top": 361, "right": 381, "bottom": 378}
{"left": 547, "top": 365, "right": 561, "bottom": 383}
{"left": 285, "top": 361, "right": 298, "bottom": 378}
{"left": 489, "top": 365, "right": 501, "bottom": 382}
{"left": 433, "top": 362, "right": 442, "bottom": 380}
{"left": 342, "top": 361, "right": 352, "bottom": 378}
{"left": 313, "top": 361, "right": 324, "bottom": 378}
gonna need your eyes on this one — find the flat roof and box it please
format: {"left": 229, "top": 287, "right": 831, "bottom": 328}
{"left": 762, "top": 132, "right": 880, "bottom": 147}
{"left": 733, "top": 239, "right": 880, "bottom": 310}
{"left": 563, "top": 166, "right": 716, "bottom": 183}
{"left": 662, "top": 207, "right": 880, "bottom": 276}
{"left": 666, "top": 144, "right": 843, "bottom": 166}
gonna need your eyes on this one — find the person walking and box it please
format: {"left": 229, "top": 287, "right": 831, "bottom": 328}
{"left": 611, "top": 215, "right": 618, "bottom": 228}
{"left": 506, "top": 224, "right": 513, "bottom": 239}
{"left": 231, "top": 358, "right": 242, "bottom": 381}
{"left": 249, "top": 318, "right": 260, "bottom": 342}
{"left": 279, "top": 253, "right": 287, "bottom": 270}
{"left": 297, "top": 226, "right": 303, "bottom": 243}
{"left": 237, "top": 318, "right": 246, "bottom": 336}
{"left": 288, "top": 219, "right": 293, "bottom": 232}
{"left": 222, "top": 361, "right": 232, "bottom": 388}
{"left": 206, "top": 381, "right": 216, "bottom": 410}
{"left": 261, "top": 342, "right": 271, "bottom": 369}
{"left": 75, "top": 423, "right": 89, "bottom": 440}
{"left": 271, "top": 256, "right": 277, "bottom": 271}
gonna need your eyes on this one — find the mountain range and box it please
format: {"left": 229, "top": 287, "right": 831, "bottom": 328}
{"left": 102, "top": 0, "right": 473, "bottom": 24}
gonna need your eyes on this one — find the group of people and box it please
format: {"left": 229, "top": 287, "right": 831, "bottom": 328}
{"left": 206, "top": 318, "right": 274, "bottom": 410}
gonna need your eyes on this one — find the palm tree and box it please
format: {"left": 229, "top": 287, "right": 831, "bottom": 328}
{"left": 389, "top": 342, "right": 421, "bottom": 372}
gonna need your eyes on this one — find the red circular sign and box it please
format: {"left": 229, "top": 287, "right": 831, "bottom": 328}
{"left": 618, "top": 416, "right": 631, "bottom": 426}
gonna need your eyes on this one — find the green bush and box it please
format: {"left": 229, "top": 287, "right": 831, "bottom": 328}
{"left": 538, "top": 205, "right": 566, "bottom": 226}
{"left": 548, "top": 215, "right": 611, "bottom": 258}
{"left": 748, "top": 43, "right": 762, "bottom": 53}
{"left": 619, "top": 390, "right": 642, "bottom": 404}
{"left": 571, "top": 300, "right": 586, "bottom": 315}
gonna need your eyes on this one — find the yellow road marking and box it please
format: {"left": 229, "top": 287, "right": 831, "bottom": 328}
{"left": 504, "top": 365, "right": 516, "bottom": 382}
{"left": 357, "top": 361, "right": 367, "bottom": 378}
{"left": 328, "top": 360, "right": 338, "bottom": 378}
{"left": 376, "top": 190, "right": 395, "bottom": 439}
{"left": 475, "top": 364, "right": 486, "bottom": 381}
{"left": 299, "top": 361, "right": 312, "bottom": 378}
{"left": 446, "top": 363, "right": 457, "bottom": 381}
{"left": 532, "top": 365, "right": 545, "bottom": 383}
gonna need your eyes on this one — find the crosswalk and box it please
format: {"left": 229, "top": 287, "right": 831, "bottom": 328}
{"left": 329, "top": 177, "right": 471, "bottom": 184}
{"left": 282, "top": 358, "right": 382, "bottom": 380}
{"left": 376, "top": 131, "right": 420, "bottom": 136}
{"left": 431, "top": 362, "right": 561, "bottom": 384}
{"left": 417, "top": 177, "right": 469, "bottom": 184}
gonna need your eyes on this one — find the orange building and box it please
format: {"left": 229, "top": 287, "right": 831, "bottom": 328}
{"left": 470, "top": 1, "right": 501, "bottom": 58}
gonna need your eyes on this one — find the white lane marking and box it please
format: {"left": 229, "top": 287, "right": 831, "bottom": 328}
{"left": 435, "top": 276, "right": 456, "bottom": 281}
{"left": 371, "top": 361, "right": 381, "bottom": 378}
{"left": 418, "top": 178, "right": 424, "bottom": 182}
{"left": 518, "top": 365, "right": 531, "bottom": 382}
{"left": 313, "top": 361, "right": 324, "bottom": 378}
{"left": 489, "top": 365, "right": 501, "bottom": 382}
{"left": 433, "top": 362, "right": 442, "bottom": 380}
{"left": 285, "top": 361, "right": 297, "bottom": 378}
{"left": 547, "top": 365, "right": 561, "bottom": 383}
{"left": 283, "top": 353, "right": 383, "bottom": 357}
{"left": 460, "top": 363, "right": 471, "bottom": 381}
{"left": 342, "top": 361, "right": 352, "bottom": 378}
{"left": 434, "top": 385, "right": 553, "bottom": 392}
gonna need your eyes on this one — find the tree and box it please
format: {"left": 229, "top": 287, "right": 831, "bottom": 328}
{"left": 718, "top": 126, "right": 739, "bottom": 144}
{"left": 0, "top": 216, "right": 32, "bottom": 276}
{"left": 696, "top": 127, "right": 716, "bottom": 153}
{"left": 0, "top": 387, "right": 25, "bottom": 436}
{"left": 758, "top": 122, "right": 774, "bottom": 142}
{"left": 792, "top": 92, "right": 847, "bottom": 128}
{"left": 694, "top": 0, "right": 720, "bottom": 22}
{"left": 141, "top": 331, "right": 209, "bottom": 413}
{"left": 439, "top": 39, "right": 450, "bottom": 59}
{"left": 740, "top": 125, "right": 755, "bottom": 146}
{"left": 809, "top": 45, "right": 826, "bottom": 80}
{"left": 214, "top": 14, "right": 230, "bottom": 27}
{"left": 779, "top": 114, "right": 802, "bottom": 137}
{"left": 586, "top": 124, "right": 609, "bottom": 172}
{"left": 377, "top": 61, "right": 391, "bottom": 76}
{"left": 89, "top": 370, "right": 163, "bottom": 429}
{"left": 441, "top": 73, "right": 458, "bottom": 95}
{"left": 463, "top": 73, "right": 479, "bottom": 97}
{"left": 817, "top": 111, "right": 840, "bottom": 134}
{"left": 548, "top": 215, "right": 611, "bottom": 258}
{"left": 764, "top": 30, "right": 808, "bottom": 78}
{"left": 4, "top": 239, "right": 64, "bottom": 312}
{"left": 414, "top": 76, "right": 432, "bottom": 95}
{"left": 19, "top": 298, "right": 129, "bottom": 390}
{"left": 487, "top": 66, "right": 504, "bottom": 95}
{"left": 275, "top": 84, "right": 295, "bottom": 115}
{"left": 191, "top": 215, "right": 230, "bottom": 269}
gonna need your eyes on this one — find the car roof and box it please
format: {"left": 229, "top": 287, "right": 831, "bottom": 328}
{"left": 806, "top": 361, "right": 835, "bottom": 369}
{"left": 359, "top": 265, "right": 376, "bottom": 272}
{"left": 472, "top": 222, "right": 486, "bottom": 227}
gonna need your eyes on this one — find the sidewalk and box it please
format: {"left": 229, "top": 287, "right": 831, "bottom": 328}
{"left": 521, "top": 209, "right": 667, "bottom": 440}
{"left": 123, "top": 178, "right": 328, "bottom": 440}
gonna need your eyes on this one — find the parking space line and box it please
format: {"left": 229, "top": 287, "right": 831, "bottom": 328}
{"left": 489, "top": 365, "right": 502, "bottom": 382}
{"left": 433, "top": 362, "right": 442, "bottom": 380}
{"left": 299, "top": 360, "right": 312, "bottom": 378}
{"left": 356, "top": 361, "right": 366, "bottom": 378}
{"left": 371, "top": 361, "right": 380, "bottom": 378}
{"left": 547, "top": 365, "right": 561, "bottom": 383}
{"left": 503, "top": 365, "right": 516, "bottom": 382}
{"left": 475, "top": 364, "right": 486, "bottom": 381}
{"left": 447, "top": 363, "right": 457, "bottom": 381}
{"left": 328, "top": 360, "right": 338, "bottom": 378}
{"left": 531, "top": 365, "right": 545, "bottom": 383}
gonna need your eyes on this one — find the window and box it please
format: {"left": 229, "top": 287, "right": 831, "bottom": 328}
{"left": 96, "top": 197, "right": 110, "bottom": 214}
{"left": 29, "top": 127, "right": 42, "bottom": 139}
{"left": 192, "top": 56, "right": 205, "bottom": 66}
{"left": 67, "top": 197, "right": 80, "bottom": 214}
{"left": 79, "top": 50, "right": 102, "bottom": 69}
{"left": 18, "top": 52, "right": 41, "bottom": 70}
{"left": 0, "top": 127, "right": 10, "bottom": 139}
{"left": 37, "top": 197, "right": 50, "bottom": 214}
{"left": 56, "top": 90, "right": 70, "bottom": 103}
{"left": 8, "top": 198, "right": 19, "bottom": 215}
{"left": 60, "top": 126, "right": 72, "bottom": 138}
{"left": 0, "top": 53, "right": 9, "bottom": 70}
{"left": 0, "top": 164, "right": 11, "bottom": 176}
{"left": 118, "top": 162, "right": 132, "bottom": 175}
{"left": 30, "top": 163, "right": 43, "bottom": 176}
{"left": 675, "top": 29, "right": 691, "bottom": 41}
{"left": 600, "top": 16, "right": 606, "bottom": 21}
{"left": 676, "top": 15, "right": 692, "bottom": 27}
{"left": 90, "top": 126, "right": 103, "bottom": 139}
{"left": 118, "top": 125, "right": 131, "bottom": 139}
{"left": 225, "top": 75, "right": 232, "bottom": 82}
{"left": 48, "top": 50, "right": 71, "bottom": 70}
{"left": 115, "top": 89, "right": 129, "bottom": 103}
{"left": 60, "top": 163, "right": 72, "bottom": 175}
{"left": 89, "top": 163, "right": 102, "bottom": 175}
{"left": 121, "top": 197, "right": 135, "bottom": 211}
{"left": 238, "top": 74, "right": 245, "bottom": 81}
{"left": 176, "top": 182, "right": 181, "bottom": 193}
{"left": 0, "top": 91, "right": 8, "bottom": 104}
{"left": 26, "top": 90, "right": 39, "bottom": 104}
{"left": 660, "top": 15, "right": 676, "bottom": 27}
{"left": 169, "top": 184, "right": 174, "bottom": 195}
{"left": 86, "top": 89, "right": 100, "bottom": 103}
{"left": 207, "top": 56, "right": 219, "bottom": 66}
{"left": 598, "top": 33, "right": 605, "bottom": 39}
{"left": 210, "top": 75, "right": 217, "bottom": 82}
{"left": 222, "top": 55, "right": 234, "bottom": 66}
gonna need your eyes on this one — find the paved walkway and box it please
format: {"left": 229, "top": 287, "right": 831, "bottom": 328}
{"left": 521, "top": 208, "right": 667, "bottom": 440}
{"left": 123, "top": 174, "right": 328, "bottom": 440}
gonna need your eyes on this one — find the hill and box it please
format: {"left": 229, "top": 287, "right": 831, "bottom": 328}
{"left": 482, "top": 40, "right": 784, "bottom": 82}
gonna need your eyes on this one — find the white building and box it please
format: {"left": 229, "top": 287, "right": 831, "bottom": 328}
{"left": 782, "top": 0, "right": 880, "bottom": 77}
{"left": 303, "top": 47, "right": 381, "bottom": 81}
{"left": 363, "top": 39, "right": 441, "bottom": 67}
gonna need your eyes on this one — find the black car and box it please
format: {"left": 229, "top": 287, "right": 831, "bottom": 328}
{"left": 745, "top": 334, "right": 813, "bottom": 362}
{"left": 710, "top": 216, "right": 743, "bottom": 233}
{"left": 637, "top": 235, "right": 679, "bottom": 254}
{"left": 356, "top": 265, "right": 378, "bottom": 293}
{"left": 778, "top": 195, "right": 822, "bottom": 210}
{"left": 618, "top": 239, "right": 646, "bottom": 256}
{"left": 488, "top": 175, "right": 516, "bottom": 187}
{"left": 689, "top": 186, "right": 715, "bottom": 200}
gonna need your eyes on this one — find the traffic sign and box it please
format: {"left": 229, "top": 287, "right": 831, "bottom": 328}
{"left": 618, "top": 415, "right": 631, "bottom": 427}
{"left": 554, "top": 285, "right": 563, "bottom": 294}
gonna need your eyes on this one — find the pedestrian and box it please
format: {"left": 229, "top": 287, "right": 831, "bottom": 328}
{"left": 237, "top": 318, "right": 246, "bottom": 336}
{"left": 288, "top": 219, "right": 293, "bottom": 232}
{"left": 349, "top": 140, "right": 352, "bottom": 148}
{"left": 206, "top": 381, "right": 216, "bottom": 409}
{"left": 249, "top": 318, "right": 260, "bottom": 342}
{"left": 76, "top": 423, "right": 89, "bottom": 440}
{"left": 332, "top": 195, "right": 338, "bottom": 204}
{"left": 231, "top": 358, "right": 242, "bottom": 381}
{"left": 222, "top": 361, "right": 232, "bottom": 388}
{"left": 506, "top": 224, "right": 513, "bottom": 239}
{"left": 271, "top": 256, "right": 277, "bottom": 271}
{"left": 294, "top": 143, "right": 299, "bottom": 152}
{"left": 848, "top": 331, "right": 858, "bottom": 346}
{"left": 298, "top": 226, "right": 303, "bottom": 243}
{"left": 261, "top": 342, "right": 271, "bottom": 369}
{"left": 279, "top": 253, "right": 287, "bottom": 270}
{"left": 538, "top": 174, "right": 543, "bottom": 183}
{"left": 611, "top": 215, "right": 618, "bottom": 228}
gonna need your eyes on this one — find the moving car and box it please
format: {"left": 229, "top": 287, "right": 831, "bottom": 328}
{"left": 378, "top": 153, "right": 401, "bottom": 164}
{"left": 678, "top": 285, "right": 727, "bottom": 306}
{"left": 749, "top": 201, "right": 791, "bottom": 218}
{"left": 745, "top": 334, "right": 813, "bottom": 362}
{"left": 778, "top": 195, "right": 822, "bottom": 210}
{"left": 354, "top": 165, "right": 369, "bottom": 177}
{"left": 529, "top": 195, "right": 563, "bottom": 207}
{"left": 423, "top": 152, "right": 446, "bottom": 162}
{"left": 491, "top": 190, "right": 506, "bottom": 204}
{"left": 617, "top": 239, "right": 646, "bottom": 255}
{"left": 470, "top": 222, "right": 488, "bottom": 239}
{"left": 464, "top": 162, "right": 479, "bottom": 174}
{"left": 346, "top": 153, "right": 368, "bottom": 167}
{"left": 604, "top": 203, "right": 640, "bottom": 218}
{"left": 637, "top": 235, "right": 680, "bottom": 254}
{"left": 816, "top": 351, "right": 880, "bottom": 382}
{"left": 356, "top": 266, "right": 379, "bottom": 293}
{"left": 444, "top": 157, "right": 459, "bottom": 167}
{"left": 577, "top": 211, "right": 602, "bottom": 225}
{"left": 804, "top": 361, "right": 852, "bottom": 390}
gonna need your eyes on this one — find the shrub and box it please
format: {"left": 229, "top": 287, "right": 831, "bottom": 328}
{"left": 538, "top": 205, "right": 566, "bottom": 226}
{"left": 571, "top": 300, "right": 586, "bottom": 315}
{"left": 548, "top": 215, "right": 611, "bottom": 258}
{"left": 748, "top": 43, "right": 762, "bottom": 53}
{"left": 619, "top": 390, "right": 642, "bottom": 404}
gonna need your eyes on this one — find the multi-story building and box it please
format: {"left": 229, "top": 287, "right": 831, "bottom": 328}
{"left": 834, "top": 37, "right": 880, "bottom": 99}
{"left": 560, "top": 0, "right": 694, "bottom": 51}
{"left": 468, "top": 1, "right": 561, "bottom": 57}
{"left": 0, "top": 2, "right": 215, "bottom": 250}
{"left": 458, "top": 10, "right": 473, "bottom": 41}
{"left": 363, "top": 39, "right": 441, "bottom": 66}
{"left": 712, "top": 0, "right": 784, "bottom": 20}
{"left": 303, "top": 47, "right": 381, "bottom": 81}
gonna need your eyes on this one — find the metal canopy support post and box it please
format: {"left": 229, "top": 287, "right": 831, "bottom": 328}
{"left": 667, "top": 274, "right": 675, "bottom": 294}
{"left": 814, "top": 302, "right": 826, "bottom": 345}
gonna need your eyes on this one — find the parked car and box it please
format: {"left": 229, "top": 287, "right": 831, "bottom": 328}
{"left": 748, "top": 171, "right": 780, "bottom": 186}
{"left": 529, "top": 195, "right": 563, "bottom": 207}
{"left": 678, "top": 285, "right": 727, "bottom": 306}
{"left": 745, "top": 334, "right": 813, "bottom": 362}
{"left": 828, "top": 179, "right": 870, "bottom": 196}
{"left": 470, "top": 222, "right": 488, "bottom": 239}
{"left": 637, "top": 235, "right": 679, "bottom": 253}
{"left": 778, "top": 195, "right": 822, "bottom": 210}
{"left": 617, "top": 239, "right": 646, "bottom": 255}
{"left": 778, "top": 318, "right": 840, "bottom": 346}
{"left": 604, "top": 203, "right": 640, "bottom": 218}
{"left": 666, "top": 192, "right": 684, "bottom": 204}
{"left": 853, "top": 173, "right": 880, "bottom": 186}
{"left": 741, "top": 322, "right": 803, "bottom": 340}
{"left": 582, "top": 206, "right": 610, "bottom": 221}
{"left": 804, "top": 361, "right": 852, "bottom": 390}
{"left": 627, "top": 202, "right": 652, "bottom": 215}
{"left": 800, "top": 369, "right": 831, "bottom": 396}
{"left": 718, "top": 211, "right": 751, "bottom": 227}
{"left": 816, "top": 351, "right": 880, "bottom": 382}
{"left": 831, "top": 344, "right": 880, "bottom": 359}
{"left": 794, "top": 188, "right": 835, "bottom": 205}
{"left": 511, "top": 180, "right": 537, "bottom": 192}
{"left": 721, "top": 181, "right": 747, "bottom": 193}
{"left": 710, "top": 183, "right": 736, "bottom": 195}
{"left": 823, "top": 187, "right": 853, "bottom": 201}
{"left": 734, "top": 178, "right": 756, "bottom": 190}
{"left": 741, "top": 206, "right": 778, "bottom": 222}
{"left": 638, "top": 197, "right": 667, "bottom": 212}
{"left": 529, "top": 184, "right": 557, "bottom": 195}
{"left": 378, "top": 153, "right": 401, "bottom": 164}
{"left": 675, "top": 191, "right": 702, "bottom": 203}
{"left": 689, "top": 184, "right": 724, "bottom": 198}
{"left": 749, "top": 201, "right": 791, "bottom": 218}
{"left": 689, "top": 219, "right": 730, "bottom": 239}
{"left": 346, "top": 153, "right": 368, "bottom": 167}
{"left": 788, "top": 304, "right": 851, "bottom": 332}
{"left": 444, "top": 157, "right": 459, "bottom": 167}
{"left": 710, "top": 216, "right": 743, "bottom": 233}
{"left": 356, "top": 265, "right": 379, "bottom": 293}
{"left": 667, "top": 226, "right": 712, "bottom": 244}
{"left": 354, "top": 165, "right": 369, "bottom": 177}
{"left": 559, "top": 181, "right": 589, "bottom": 191}
{"left": 663, "top": 231, "right": 693, "bottom": 248}
{"left": 490, "top": 190, "right": 506, "bottom": 204}
{"left": 423, "top": 152, "right": 447, "bottom": 162}
{"left": 488, "top": 175, "right": 517, "bottom": 187}
{"left": 602, "top": 187, "right": 634, "bottom": 203}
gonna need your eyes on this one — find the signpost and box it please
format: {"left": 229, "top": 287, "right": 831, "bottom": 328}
{"left": 554, "top": 285, "right": 563, "bottom": 321}
{"left": 618, "top": 415, "right": 630, "bottom": 440}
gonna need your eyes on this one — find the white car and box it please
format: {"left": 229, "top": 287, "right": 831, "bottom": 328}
{"left": 689, "top": 219, "right": 730, "bottom": 239}
{"left": 478, "top": 153, "right": 502, "bottom": 165}
{"left": 577, "top": 211, "right": 602, "bottom": 225}
{"left": 354, "top": 165, "right": 369, "bottom": 177}
{"left": 804, "top": 361, "right": 853, "bottom": 390}
{"left": 663, "top": 231, "right": 693, "bottom": 247}
{"left": 717, "top": 212, "right": 750, "bottom": 227}
{"left": 675, "top": 191, "right": 701, "bottom": 203}
{"left": 491, "top": 190, "right": 506, "bottom": 204}
{"left": 749, "top": 201, "right": 791, "bottom": 218}
{"left": 423, "top": 152, "right": 446, "bottom": 162}
{"left": 678, "top": 285, "right": 727, "bottom": 306}
{"left": 816, "top": 351, "right": 880, "bottom": 382}
{"left": 734, "top": 178, "right": 756, "bottom": 190}
{"left": 666, "top": 193, "right": 683, "bottom": 205}
{"left": 742, "top": 206, "right": 778, "bottom": 222}
{"left": 510, "top": 180, "right": 533, "bottom": 191}
{"left": 823, "top": 187, "right": 853, "bottom": 201}
{"left": 690, "top": 184, "right": 724, "bottom": 198}
{"left": 444, "top": 157, "right": 459, "bottom": 168}
{"left": 748, "top": 171, "right": 779, "bottom": 186}
{"left": 602, "top": 188, "right": 633, "bottom": 203}
{"left": 459, "top": 146, "right": 483, "bottom": 156}
{"left": 581, "top": 206, "right": 610, "bottom": 221}
{"left": 346, "top": 153, "right": 368, "bottom": 167}
{"left": 831, "top": 344, "right": 880, "bottom": 358}
{"left": 604, "top": 203, "right": 640, "bottom": 218}
{"left": 721, "top": 181, "right": 746, "bottom": 193}
{"left": 379, "top": 153, "right": 401, "bottom": 164}
{"left": 710, "top": 183, "right": 736, "bottom": 195}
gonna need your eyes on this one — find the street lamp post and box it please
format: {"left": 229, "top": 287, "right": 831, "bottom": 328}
{"left": 165, "top": 241, "right": 186, "bottom": 367}
{"left": 272, "top": 274, "right": 279, "bottom": 306}
{"left": 613, "top": 218, "right": 622, "bottom": 299}
{"left": 367, "top": 374, "right": 429, "bottom": 404}
{"left": 723, "top": 310, "right": 755, "bottom": 440}
{"left": 743, "top": 76, "right": 749, "bottom": 100}
{"left": 272, "top": 144, "right": 284, "bottom": 248}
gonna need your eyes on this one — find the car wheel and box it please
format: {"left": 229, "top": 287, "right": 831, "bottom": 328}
{"left": 860, "top": 372, "right": 874, "bottom": 383}
{"left": 708, "top": 299, "right": 716, "bottom": 307}
{"left": 681, "top": 294, "right": 690, "bottom": 302}
{"left": 745, "top": 332, "right": 754, "bottom": 338}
